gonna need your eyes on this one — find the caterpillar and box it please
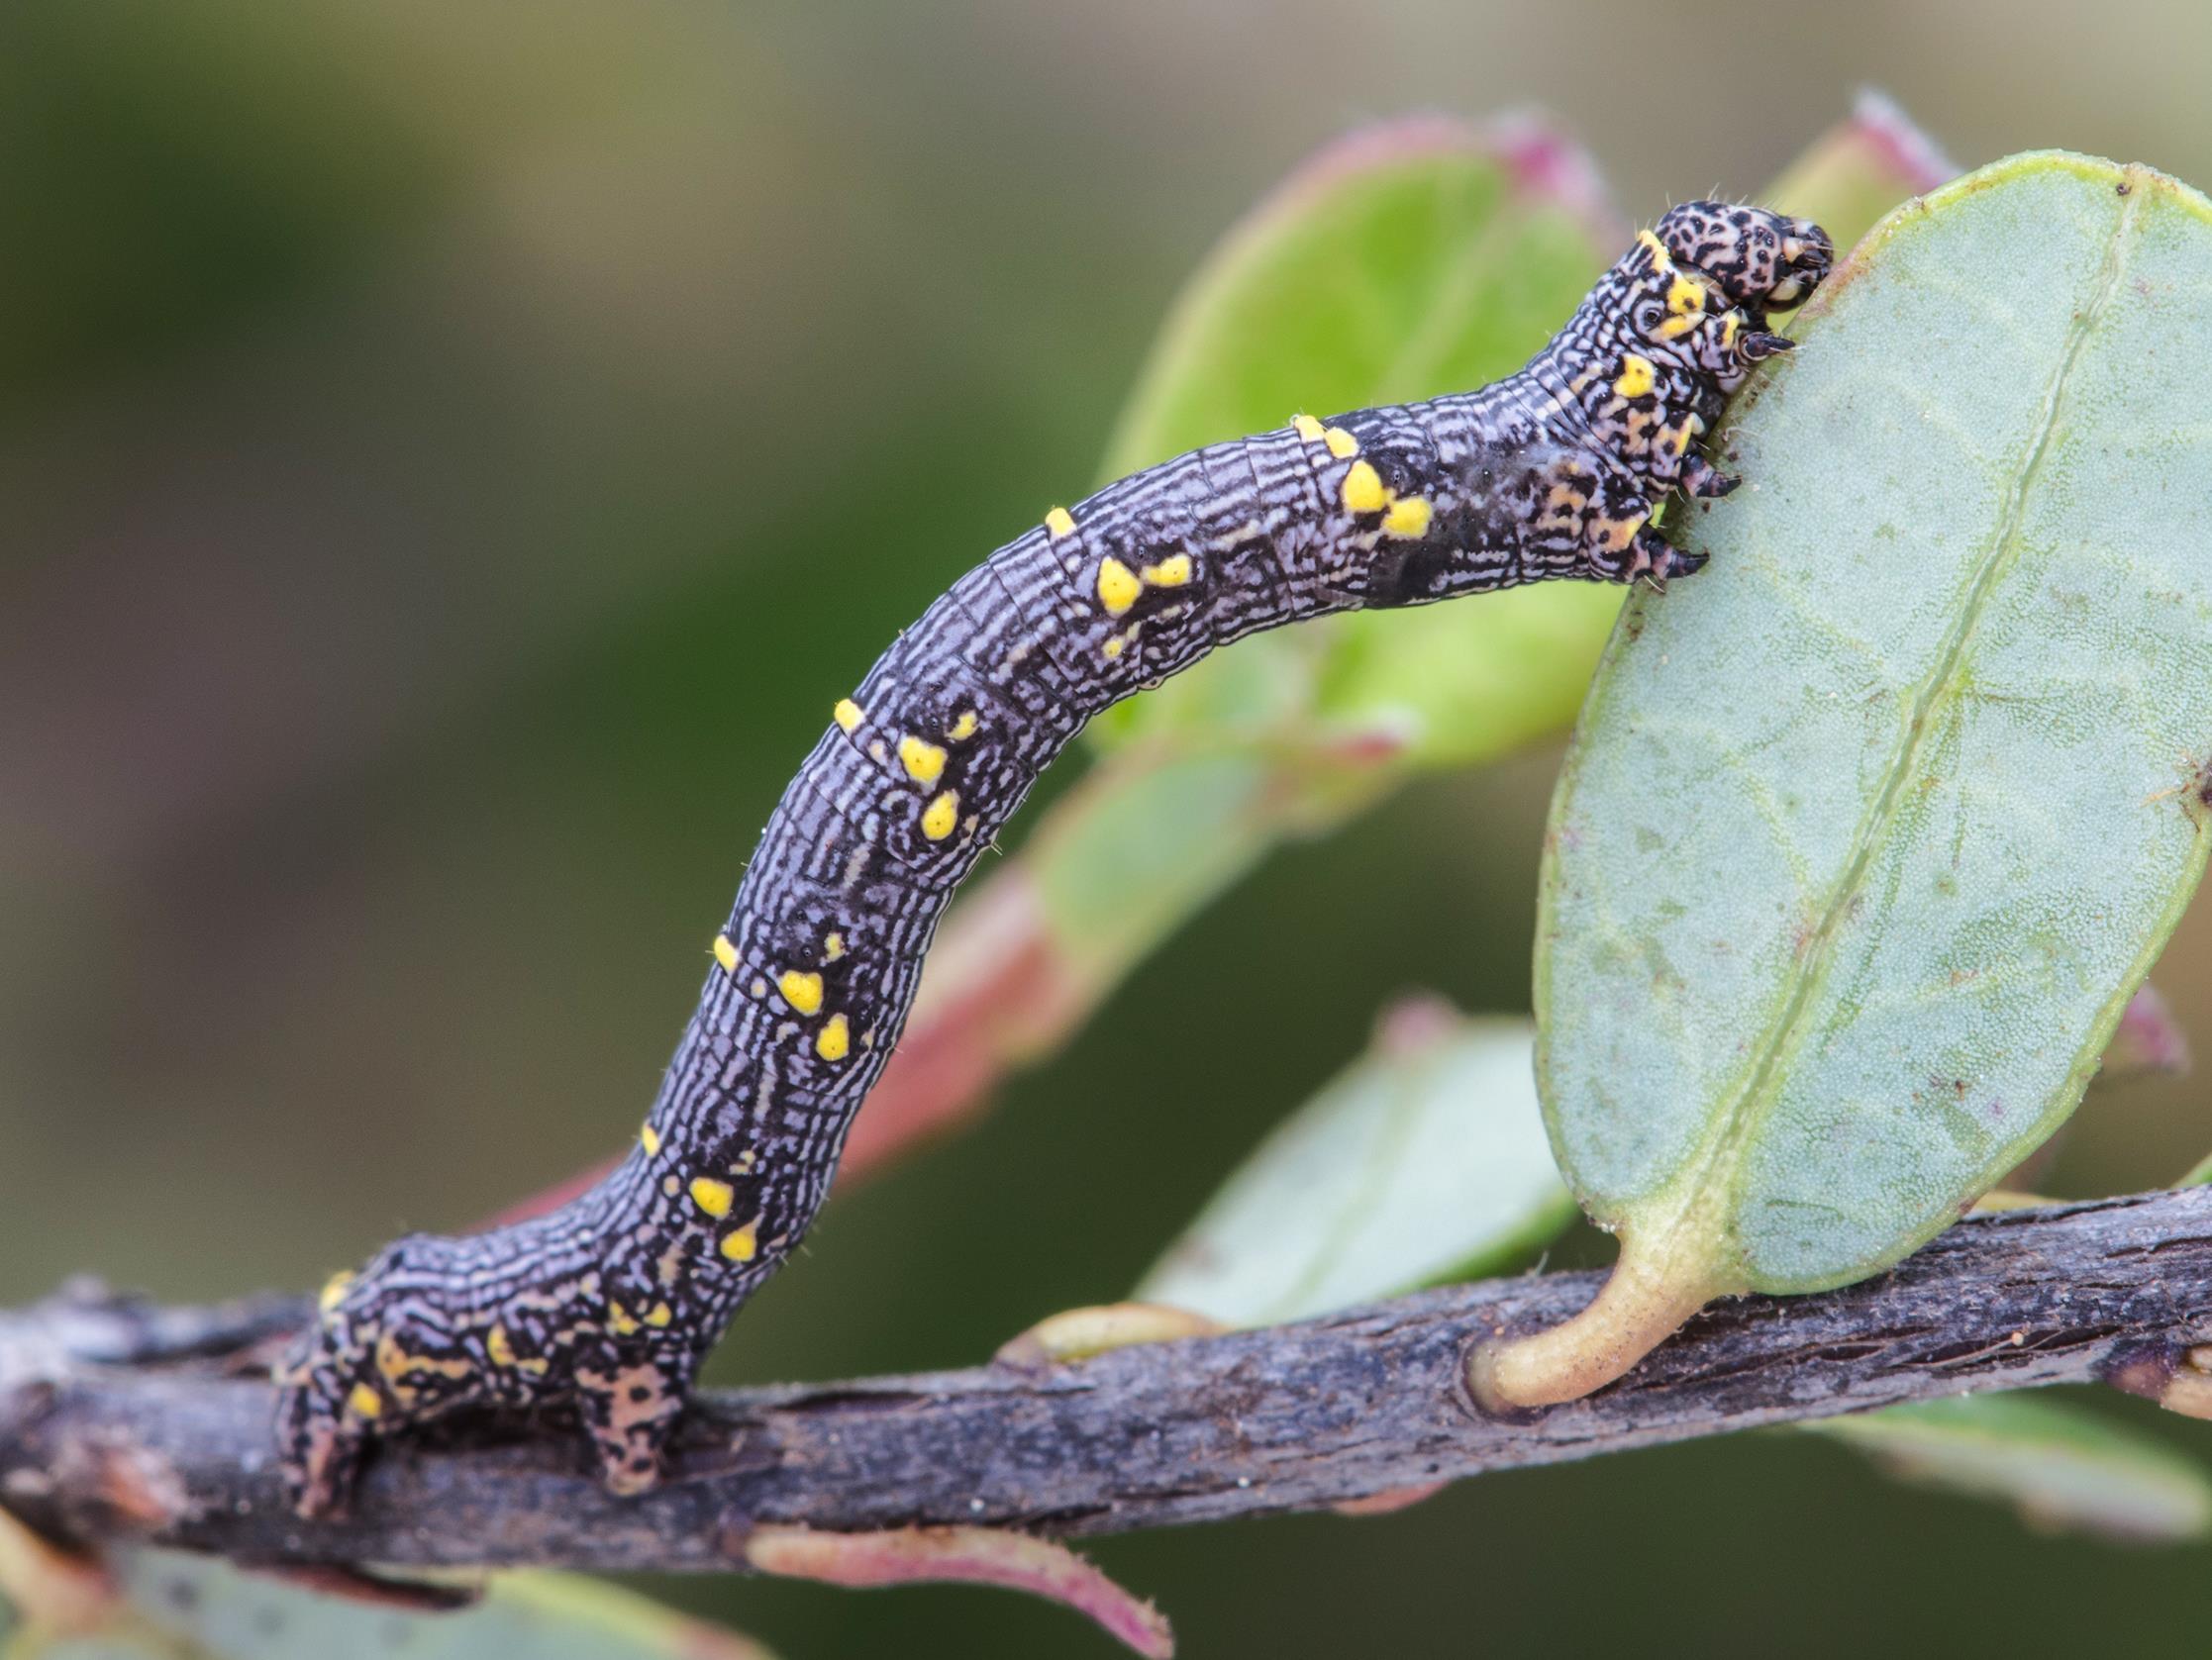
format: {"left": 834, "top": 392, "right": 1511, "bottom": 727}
{"left": 277, "top": 200, "right": 1832, "bottom": 1515}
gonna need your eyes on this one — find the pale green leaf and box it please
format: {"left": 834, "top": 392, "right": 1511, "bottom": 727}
{"left": 1526, "top": 153, "right": 2212, "bottom": 1378}
{"left": 10, "top": 1553, "right": 775, "bottom": 1660}
{"left": 1805, "top": 1396, "right": 2212, "bottom": 1543}
{"left": 1135, "top": 1005, "right": 1575, "bottom": 1326}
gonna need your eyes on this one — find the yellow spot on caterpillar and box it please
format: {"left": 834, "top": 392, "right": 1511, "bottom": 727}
{"left": 691, "top": 1177, "right": 735, "bottom": 1218}
{"left": 824, "top": 930, "right": 846, "bottom": 961}
{"left": 1045, "top": 506, "right": 1077, "bottom": 538}
{"left": 1290, "top": 413, "right": 1326, "bottom": 442}
{"left": 347, "top": 1383, "right": 383, "bottom": 1419}
{"left": 1637, "top": 229, "right": 1672, "bottom": 271}
{"left": 1102, "top": 636, "right": 1126, "bottom": 659}
{"left": 641, "top": 1123, "right": 661, "bottom": 1157}
{"left": 921, "top": 790, "right": 959, "bottom": 840}
{"left": 608, "top": 1302, "right": 641, "bottom": 1336}
{"left": 319, "top": 1271, "right": 353, "bottom": 1315}
{"left": 1341, "top": 459, "right": 1388, "bottom": 515}
{"left": 645, "top": 1302, "right": 673, "bottom": 1327}
{"left": 898, "top": 735, "right": 947, "bottom": 785}
{"left": 1141, "top": 553, "right": 1191, "bottom": 588}
{"left": 817, "top": 1013, "right": 851, "bottom": 1061}
{"left": 1096, "top": 555, "right": 1142, "bottom": 616}
{"left": 1599, "top": 513, "right": 1648, "bottom": 553}
{"left": 713, "top": 934, "right": 739, "bottom": 974}
{"left": 1614, "top": 354, "right": 1656, "bottom": 399}
{"left": 1722, "top": 310, "right": 1742, "bottom": 349}
{"left": 488, "top": 1324, "right": 517, "bottom": 1367}
{"left": 1656, "top": 312, "right": 1698, "bottom": 341}
{"left": 1667, "top": 274, "right": 1707, "bottom": 317}
{"left": 721, "top": 1222, "right": 758, "bottom": 1263}
{"left": 778, "top": 970, "right": 823, "bottom": 1015}
{"left": 834, "top": 698, "right": 862, "bottom": 733}
{"left": 376, "top": 1334, "right": 471, "bottom": 1388}
{"left": 948, "top": 709, "right": 979, "bottom": 741}
{"left": 1322, "top": 426, "right": 1358, "bottom": 459}
{"left": 1382, "top": 495, "right": 1434, "bottom": 538}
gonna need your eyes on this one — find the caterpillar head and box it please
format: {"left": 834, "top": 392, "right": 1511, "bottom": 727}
{"left": 1655, "top": 201, "right": 1833, "bottom": 316}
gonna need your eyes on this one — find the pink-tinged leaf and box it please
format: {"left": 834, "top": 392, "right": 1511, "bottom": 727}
{"left": 1838, "top": 88, "right": 1958, "bottom": 190}
{"left": 1762, "top": 89, "right": 1958, "bottom": 255}
{"left": 2098, "top": 983, "right": 2192, "bottom": 1084}
{"left": 743, "top": 1525, "right": 1172, "bottom": 1659}
{"left": 1331, "top": 1483, "right": 1448, "bottom": 1518}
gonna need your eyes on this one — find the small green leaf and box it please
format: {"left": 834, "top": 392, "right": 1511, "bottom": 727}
{"left": 1103, "top": 114, "right": 1618, "bottom": 477}
{"left": 1804, "top": 1396, "right": 2212, "bottom": 1543}
{"left": 12, "top": 1553, "right": 776, "bottom": 1660}
{"left": 1493, "top": 153, "right": 2212, "bottom": 1406}
{"left": 1135, "top": 1002, "right": 1575, "bottom": 1326}
{"left": 1128, "top": 998, "right": 2206, "bottom": 1542}
{"left": 1093, "top": 114, "right": 1623, "bottom": 762}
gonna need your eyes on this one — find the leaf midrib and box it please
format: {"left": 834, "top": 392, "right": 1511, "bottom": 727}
{"left": 1678, "top": 184, "right": 2142, "bottom": 1247}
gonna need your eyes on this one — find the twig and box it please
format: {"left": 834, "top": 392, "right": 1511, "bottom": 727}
{"left": 2, "top": 1189, "right": 2208, "bottom": 1571}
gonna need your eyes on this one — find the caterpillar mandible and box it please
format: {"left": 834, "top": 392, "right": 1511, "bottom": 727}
{"left": 277, "top": 200, "right": 1833, "bottom": 1515}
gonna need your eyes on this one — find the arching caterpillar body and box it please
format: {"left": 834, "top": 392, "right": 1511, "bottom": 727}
{"left": 278, "top": 201, "right": 1832, "bottom": 1515}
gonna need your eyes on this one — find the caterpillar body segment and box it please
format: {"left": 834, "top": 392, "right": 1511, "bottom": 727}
{"left": 277, "top": 201, "right": 1832, "bottom": 1515}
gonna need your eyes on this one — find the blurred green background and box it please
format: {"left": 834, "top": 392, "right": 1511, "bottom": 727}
{"left": 5, "top": 2, "right": 2212, "bottom": 1654}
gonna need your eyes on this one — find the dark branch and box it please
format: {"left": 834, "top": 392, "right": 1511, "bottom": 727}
{"left": 3, "top": 1188, "right": 2209, "bottom": 1571}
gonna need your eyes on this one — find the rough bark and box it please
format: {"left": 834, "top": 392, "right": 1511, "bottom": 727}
{"left": 2, "top": 1189, "right": 2208, "bottom": 1572}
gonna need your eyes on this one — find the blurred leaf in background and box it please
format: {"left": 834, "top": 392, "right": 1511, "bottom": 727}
{"left": 1132, "top": 999, "right": 2212, "bottom": 1544}
{"left": 1135, "top": 1001, "right": 1574, "bottom": 1322}
{"left": 0, "top": 1551, "right": 778, "bottom": 1660}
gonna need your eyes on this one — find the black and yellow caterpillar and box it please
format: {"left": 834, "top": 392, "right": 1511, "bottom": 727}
{"left": 277, "top": 200, "right": 1832, "bottom": 1514}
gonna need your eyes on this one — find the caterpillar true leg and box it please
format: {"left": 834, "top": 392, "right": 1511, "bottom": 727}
{"left": 275, "top": 200, "right": 1832, "bottom": 1517}
{"left": 1631, "top": 526, "right": 1708, "bottom": 589}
